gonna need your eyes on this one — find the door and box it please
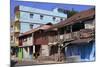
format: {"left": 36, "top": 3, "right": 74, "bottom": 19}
{"left": 35, "top": 45, "right": 41, "bottom": 58}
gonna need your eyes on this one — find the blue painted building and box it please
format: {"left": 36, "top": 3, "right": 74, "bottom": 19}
{"left": 14, "top": 5, "right": 67, "bottom": 33}
{"left": 63, "top": 8, "right": 95, "bottom": 62}
{"left": 13, "top": 5, "right": 67, "bottom": 60}
{"left": 65, "top": 39, "right": 95, "bottom": 62}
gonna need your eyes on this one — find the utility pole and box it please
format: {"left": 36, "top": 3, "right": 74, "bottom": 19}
{"left": 57, "top": 31, "right": 61, "bottom": 62}
{"left": 57, "top": 29, "right": 65, "bottom": 62}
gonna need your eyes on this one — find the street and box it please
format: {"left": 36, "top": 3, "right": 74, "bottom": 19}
{"left": 15, "top": 60, "right": 65, "bottom": 66}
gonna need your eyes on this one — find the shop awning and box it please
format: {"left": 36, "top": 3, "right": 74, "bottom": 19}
{"left": 62, "top": 38, "right": 94, "bottom": 48}
{"left": 70, "top": 38, "right": 94, "bottom": 44}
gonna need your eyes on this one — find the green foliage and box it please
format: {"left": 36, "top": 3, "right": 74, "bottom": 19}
{"left": 58, "top": 8, "right": 78, "bottom": 18}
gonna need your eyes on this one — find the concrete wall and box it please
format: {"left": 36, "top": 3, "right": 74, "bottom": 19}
{"left": 23, "top": 47, "right": 30, "bottom": 59}
{"left": 85, "top": 19, "right": 95, "bottom": 29}
{"left": 15, "top": 6, "right": 67, "bottom": 33}
{"left": 19, "top": 11, "right": 65, "bottom": 33}
{"left": 20, "top": 11, "right": 62, "bottom": 23}
{"left": 23, "top": 36, "right": 33, "bottom": 46}
{"left": 41, "top": 45, "right": 49, "bottom": 56}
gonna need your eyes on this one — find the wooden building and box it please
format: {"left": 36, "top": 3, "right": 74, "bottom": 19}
{"left": 49, "top": 8, "right": 95, "bottom": 62}
{"left": 18, "top": 8, "right": 95, "bottom": 62}
{"left": 18, "top": 23, "right": 56, "bottom": 60}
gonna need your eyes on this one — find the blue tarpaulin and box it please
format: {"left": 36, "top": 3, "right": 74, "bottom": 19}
{"left": 65, "top": 41, "right": 95, "bottom": 62}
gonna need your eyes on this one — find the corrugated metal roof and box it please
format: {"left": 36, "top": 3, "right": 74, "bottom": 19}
{"left": 19, "top": 8, "right": 95, "bottom": 37}
{"left": 70, "top": 38, "right": 94, "bottom": 44}
{"left": 19, "top": 24, "right": 53, "bottom": 37}
{"left": 50, "top": 8, "right": 95, "bottom": 29}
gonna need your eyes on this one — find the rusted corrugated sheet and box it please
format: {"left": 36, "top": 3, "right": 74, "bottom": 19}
{"left": 50, "top": 8, "right": 95, "bottom": 29}
{"left": 70, "top": 38, "right": 94, "bottom": 44}
{"left": 19, "top": 25, "right": 53, "bottom": 37}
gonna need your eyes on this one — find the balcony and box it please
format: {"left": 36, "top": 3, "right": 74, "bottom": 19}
{"left": 48, "top": 35, "right": 58, "bottom": 45}
{"left": 23, "top": 40, "right": 33, "bottom": 46}
{"left": 79, "top": 29, "right": 94, "bottom": 38}
{"left": 64, "top": 33, "right": 75, "bottom": 41}
{"left": 48, "top": 29, "right": 94, "bottom": 45}
{"left": 23, "top": 42, "right": 27, "bottom": 46}
{"left": 14, "top": 21, "right": 20, "bottom": 32}
{"left": 64, "top": 29, "right": 94, "bottom": 41}
{"left": 14, "top": 27, "right": 20, "bottom": 32}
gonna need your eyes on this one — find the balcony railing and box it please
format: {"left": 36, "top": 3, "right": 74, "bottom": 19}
{"left": 48, "top": 29, "right": 94, "bottom": 44}
{"left": 48, "top": 35, "right": 58, "bottom": 45}
{"left": 23, "top": 40, "right": 33, "bottom": 46}
{"left": 23, "top": 42, "right": 27, "bottom": 46}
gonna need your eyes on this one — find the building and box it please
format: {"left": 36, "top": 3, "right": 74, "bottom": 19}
{"left": 11, "top": 22, "right": 19, "bottom": 60}
{"left": 11, "top": 6, "right": 95, "bottom": 63}
{"left": 17, "top": 8, "right": 95, "bottom": 62}
{"left": 49, "top": 8, "right": 95, "bottom": 62}
{"left": 11, "top": 5, "right": 67, "bottom": 60}
{"left": 14, "top": 5, "right": 67, "bottom": 33}
{"left": 18, "top": 23, "right": 57, "bottom": 60}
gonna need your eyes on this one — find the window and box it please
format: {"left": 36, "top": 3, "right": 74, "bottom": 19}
{"left": 59, "top": 27, "right": 65, "bottom": 34}
{"left": 29, "top": 37, "right": 31, "bottom": 40}
{"left": 11, "top": 36, "right": 13, "bottom": 41}
{"left": 40, "top": 15, "right": 43, "bottom": 20}
{"left": 60, "top": 18, "right": 63, "bottom": 21}
{"left": 53, "top": 17, "right": 56, "bottom": 21}
{"left": 66, "top": 25, "right": 71, "bottom": 33}
{"left": 30, "top": 24, "right": 33, "bottom": 29}
{"left": 30, "top": 13, "right": 34, "bottom": 18}
{"left": 72, "top": 22, "right": 85, "bottom": 32}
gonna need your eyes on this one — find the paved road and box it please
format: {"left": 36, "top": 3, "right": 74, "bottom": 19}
{"left": 15, "top": 60, "right": 64, "bottom": 66}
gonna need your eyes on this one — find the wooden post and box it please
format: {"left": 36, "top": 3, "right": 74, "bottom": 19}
{"left": 64, "top": 27, "right": 66, "bottom": 41}
{"left": 28, "top": 47, "right": 30, "bottom": 58}
{"left": 31, "top": 24, "right": 35, "bottom": 59}
{"left": 70, "top": 25, "right": 73, "bottom": 39}
{"left": 57, "top": 30, "right": 61, "bottom": 62}
{"left": 70, "top": 25, "right": 72, "bottom": 32}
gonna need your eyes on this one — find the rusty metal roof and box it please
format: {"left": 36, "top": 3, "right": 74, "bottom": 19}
{"left": 50, "top": 8, "right": 95, "bottom": 29}
{"left": 70, "top": 38, "right": 94, "bottom": 44}
{"left": 19, "top": 25, "right": 53, "bottom": 37}
{"left": 19, "top": 8, "right": 95, "bottom": 37}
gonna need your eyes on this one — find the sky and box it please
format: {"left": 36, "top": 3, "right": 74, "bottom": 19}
{"left": 10, "top": 0, "right": 94, "bottom": 21}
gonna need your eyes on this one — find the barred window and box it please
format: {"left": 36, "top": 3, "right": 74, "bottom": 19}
{"left": 30, "top": 13, "right": 34, "bottom": 18}
{"left": 53, "top": 17, "right": 56, "bottom": 21}
{"left": 40, "top": 15, "right": 43, "bottom": 20}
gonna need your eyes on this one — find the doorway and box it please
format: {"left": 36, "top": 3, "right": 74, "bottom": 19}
{"left": 35, "top": 45, "right": 41, "bottom": 58}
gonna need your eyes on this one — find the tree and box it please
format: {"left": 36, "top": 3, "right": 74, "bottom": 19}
{"left": 58, "top": 8, "right": 78, "bottom": 18}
